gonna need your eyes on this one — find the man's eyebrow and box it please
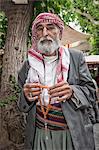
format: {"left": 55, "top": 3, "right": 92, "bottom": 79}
{"left": 36, "top": 24, "right": 43, "bottom": 29}
{"left": 36, "top": 23, "right": 56, "bottom": 29}
{"left": 47, "top": 23, "right": 55, "bottom": 26}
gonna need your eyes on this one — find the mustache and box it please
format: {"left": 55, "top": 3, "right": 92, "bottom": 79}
{"left": 39, "top": 37, "right": 54, "bottom": 44}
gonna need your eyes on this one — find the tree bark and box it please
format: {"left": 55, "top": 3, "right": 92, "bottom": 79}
{"left": 0, "top": 2, "right": 33, "bottom": 92}
{"left": 0, "top": 2, "right": 33, "bottom": 149}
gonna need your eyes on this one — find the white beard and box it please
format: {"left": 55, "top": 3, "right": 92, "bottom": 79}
{"left": 37, "top": 37, "right": 60, "bottom": 55}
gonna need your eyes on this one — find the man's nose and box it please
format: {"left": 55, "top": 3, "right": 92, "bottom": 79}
{"left": 42, "top": 27, "right": 48, "bottom": 37}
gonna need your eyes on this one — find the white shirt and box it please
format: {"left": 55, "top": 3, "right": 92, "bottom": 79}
{"left": 43, "top": 54, "right": 58, "bottom": 86}
{"left": 41, "top": 54, "right": 59, "bottom": 105}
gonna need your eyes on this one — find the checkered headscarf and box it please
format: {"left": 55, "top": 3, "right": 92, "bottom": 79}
{"left": 31, "top": 12, "right": 64, "bottom": 52}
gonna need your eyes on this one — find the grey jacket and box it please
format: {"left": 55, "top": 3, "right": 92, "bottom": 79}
{"left": 18, "top": 49, "right": 97, "bottom": 150}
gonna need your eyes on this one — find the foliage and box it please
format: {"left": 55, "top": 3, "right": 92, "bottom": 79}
{"left": 0, "top": 75, "right": 20, "bottom": 107}
{"left": 9, "top": 75, "right": 21, "bottom": 95}
{"left": 0, "top": 95, "right": 17, "bottom": 107}
{"left": 71, "top": 0, "right": 99, "bottom": 54}
{"left": 45, "top": 0, "right": 99, "bottom": 54}
{"left": 0, "top": 11, "right": 7, "bottom": 49}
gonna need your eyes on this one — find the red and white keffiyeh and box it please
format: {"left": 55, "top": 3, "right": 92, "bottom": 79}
{"left": 26, "top": 46, "right": 70, "bottom": 85}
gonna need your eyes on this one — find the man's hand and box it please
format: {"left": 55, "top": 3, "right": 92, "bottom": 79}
{"left": 49, "top": 81, "right": 73, "bottom": 102}
{"left": 23, "top": 83, "right": 41, "bottom": 102}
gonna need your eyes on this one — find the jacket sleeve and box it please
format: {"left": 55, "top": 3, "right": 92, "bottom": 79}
{"left": 70, "top": 51, "right": 97, "bottom": 110}
{"left": 17, "top": 61, "right": 35, "bottom": 113}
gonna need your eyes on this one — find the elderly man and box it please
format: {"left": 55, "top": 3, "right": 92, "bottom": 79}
{"left": 18, "top": 13, "right": 96, "bottom": 150}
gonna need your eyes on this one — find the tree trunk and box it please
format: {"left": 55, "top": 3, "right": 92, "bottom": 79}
{"left": 0, "top": 2, "right": 33, "bottom": 149}
{"left": 0, "top": 3, "right": 33, "bottom": 92}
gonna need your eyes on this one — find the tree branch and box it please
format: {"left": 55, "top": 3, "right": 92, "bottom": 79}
{"left": 73, "top": 8, "right": 99, "bottom": 25}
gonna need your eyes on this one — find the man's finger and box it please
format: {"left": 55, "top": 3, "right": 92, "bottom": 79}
{"left": 27, "top": 96, "right": 38, "bottom": 102}
{"left": 24, "top": 88, "right": 41, "bottom": 94}
{"left": 49, "top": 84, "right": 69, "bottom": 94}
{"left": 31, "top": 87, "right": 41, "bottom": 91}
{"left": 51, "top": 90, "right": 70, "bottom": 98}
{"left": 49, "top": 81, "right": 67, "bottom": 90}
{"left": 30, "top": 91, "right": 41, "bottom": 97}
{"left": 57, "top": 95, "right": 69, "bottom": 102}
{"left": 24, "top": 83, "right": 41, "bottom": 89}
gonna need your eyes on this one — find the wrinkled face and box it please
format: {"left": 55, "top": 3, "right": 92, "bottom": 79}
{"left": 36, "top": 22, "right": 61, "bottom": 56}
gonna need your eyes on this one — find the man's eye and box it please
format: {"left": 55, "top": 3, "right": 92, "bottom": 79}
{"left": 37, "top": 27, "right": 43, "bottom": 31}
{"left": 47, "top": 26, "right": 55, "bottom": 30}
